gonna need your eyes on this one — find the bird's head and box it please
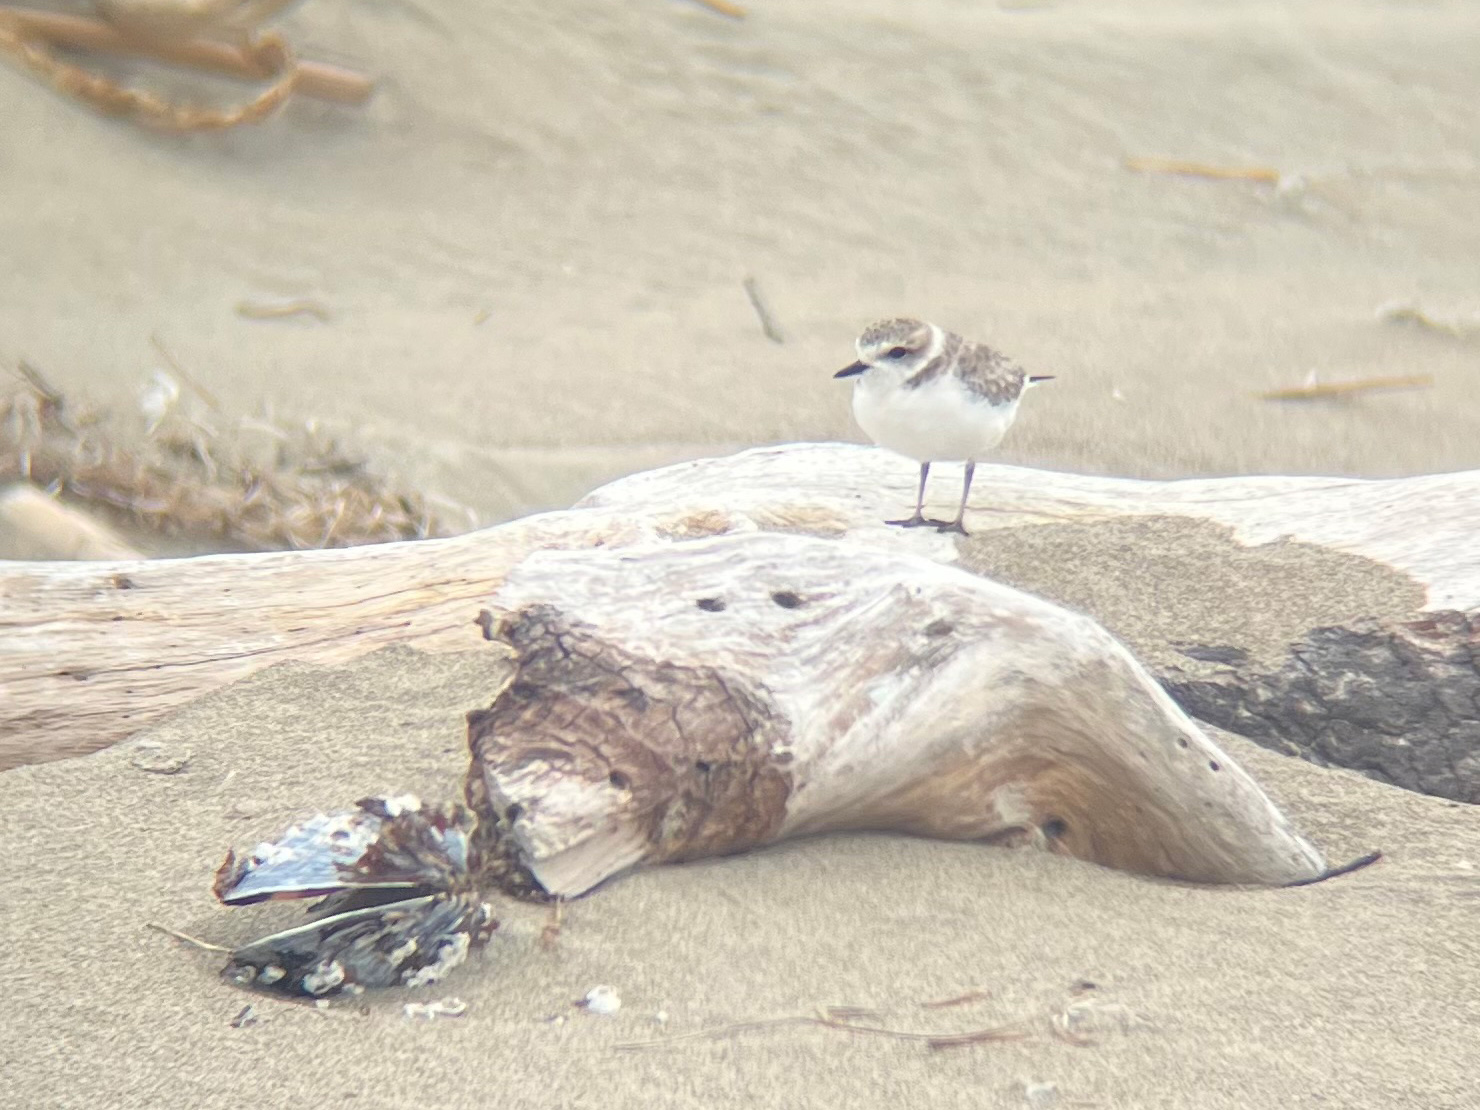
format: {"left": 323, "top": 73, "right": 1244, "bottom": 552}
{"left": 834, "top": 317, "right": 938, "bottom": 381}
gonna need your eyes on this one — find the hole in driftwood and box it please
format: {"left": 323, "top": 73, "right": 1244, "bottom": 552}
{"left": 924, "top": 619, "right": 954, "bottom": 636}
{"left": 1177, "top": 737, "right": 1189, "bottom": 749}
{"left": 608, "top": 771, "right": 631, "bottom": 790}
{"left": 505, "top": 804, "right": 524, "bottom": 823}
{"left": 695, "top": 760, "right": 711, "bottom": 773}
{"left": 771, "top": 590, "right": 803, "bottom": 609}
{"left": 1208, "top": 760, "right": 1221, "bottom": 772}
{"left": 695, "top": 597, "right": 726, "bottom": 612}
{"left": 112, "top": 575, "right": 136, "bottom": 590}
{"left": 1041, "top": 817, "right": 1068, "bottom": 839}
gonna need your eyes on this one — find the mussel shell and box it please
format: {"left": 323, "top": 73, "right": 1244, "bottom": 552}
{"left": 223, "top": 891, "right": 497, "bottom": 997}
{"left": 214, "top": 796, "right": 476, "bottom": 905}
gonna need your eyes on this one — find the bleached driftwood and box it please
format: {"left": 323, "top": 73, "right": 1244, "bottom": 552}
{"left": 582, "top": 444, "right": 1480, "bottom": 611}
{"left": 467, "top": 532, "right": 1326, "bottom": 892}
{"left": 3, "top": 444, "right": 1478, "bottom": 798}
{"left": 213, "top": 530, "right": 1333, "bottom": 996}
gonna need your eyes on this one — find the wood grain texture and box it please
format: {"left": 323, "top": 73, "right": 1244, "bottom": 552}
{"left": 4, "top": 443, "right": 1477, "bottom": 779}
{"left": 467, "top": 532, "right": 1326, "bottom": 893}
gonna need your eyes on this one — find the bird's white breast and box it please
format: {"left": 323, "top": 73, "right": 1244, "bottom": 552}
{"left": 851, "top": 372, "right": 1020, "bottom": 462}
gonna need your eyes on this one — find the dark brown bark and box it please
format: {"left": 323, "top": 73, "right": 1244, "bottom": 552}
{"left": 1160, "top": 610, "right": 1480, "bottom": 804}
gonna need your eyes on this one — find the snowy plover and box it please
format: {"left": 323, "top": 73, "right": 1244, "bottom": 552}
{"left": 835, "top": 318, "right": 1053, "bottom": 534}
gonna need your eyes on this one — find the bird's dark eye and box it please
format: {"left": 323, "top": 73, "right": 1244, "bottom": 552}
{"left": 886, "top": 346, "right": 909, "bottom": 359}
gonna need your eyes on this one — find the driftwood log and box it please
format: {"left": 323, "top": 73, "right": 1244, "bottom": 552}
{"left": 3, "top": 443, "right": 1478, "bottom": 805}
{"left": 211, "top": 530, "right": 1332, "bottom": 995}
{"left": 467, "top": 532, "right": 1325, "bottom": 893}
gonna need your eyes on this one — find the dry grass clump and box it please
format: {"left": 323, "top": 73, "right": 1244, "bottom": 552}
{"left": 1, "top": 362, "right": 462, "bottom": 553}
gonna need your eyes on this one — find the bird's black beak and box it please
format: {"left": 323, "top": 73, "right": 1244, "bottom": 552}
{"left": 834, "top": 361, "right": 867, "bottom": 379}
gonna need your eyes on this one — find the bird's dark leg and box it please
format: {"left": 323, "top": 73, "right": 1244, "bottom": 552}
{"left": 886, "top": 462, "right": 934, "bottom": 527}
{"left": 937, "top": 460, "right": 975, "bottom": 535}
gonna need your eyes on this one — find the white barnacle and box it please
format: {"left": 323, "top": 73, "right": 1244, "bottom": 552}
{"left": 301, "top": 959, "right": 346, "bottom": 996}
{"left": 257, "top": 964, "right": 286, "bottom": 986}
{"left": 381, "top": 794, "right": 422, "bottom": 817}
{"left": 401, "top": 933, "right": 470, "bottom": 989}
{"left": 388, "top": 938, "right": 419, "bottom": 966}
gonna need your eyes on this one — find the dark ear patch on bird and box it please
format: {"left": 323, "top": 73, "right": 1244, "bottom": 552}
{"left": 834, "top": 361, "right": 868, "bottom": 379}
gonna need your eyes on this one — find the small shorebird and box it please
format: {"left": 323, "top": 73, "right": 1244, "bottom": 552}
{"left": 835, "top": 318, "right": 1053, "bottom": 535}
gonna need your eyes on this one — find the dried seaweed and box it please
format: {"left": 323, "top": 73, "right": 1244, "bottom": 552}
{"left": 1, "top": 363, "right": 462, "bottom": 554}
{"left": 0, "top": 3, "right": 374, "bottom": 130}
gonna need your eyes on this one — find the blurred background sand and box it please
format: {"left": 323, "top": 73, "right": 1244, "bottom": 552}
{"left": 3, "top": 0, "right": 1477, "bottom": 524}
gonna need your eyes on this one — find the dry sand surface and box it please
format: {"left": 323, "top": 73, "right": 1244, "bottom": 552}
{"left": 4, "top": 647, "right": 1479, "bottom": 1110}
{"left": 4, "top": 0, "right": 1480, "bottom": 1107}
{"left": 3, "top": 0, "right": 1480, "bottom": 520}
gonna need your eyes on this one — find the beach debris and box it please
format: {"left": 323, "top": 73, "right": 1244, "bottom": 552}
{"left": 207, "top": 531, "right": 1333, "bottom": 996}
{"left": 742, "top": 276, "right": 786, "bottom": 344}
{"left": 0, "top": 362, "right": 458, "bottom": 554}
{"left": 1049, "top": 995, "right": 1153, "bottom": 1046}
{"left": 213, "top": 797, "right": 499, "bottom": 996}
{"left": 404, "top": 997, "right": 469, "bottom": 1021}
{"left": 613, "top": 1007, "right": 1034, "bottom": 1053}
{"left": 1377, "top": 301, "right": 1480, "bottom": 338}
{"left": 921, "top": 988, "right": 992, "bottom": 1010}
{"left": 538, "top": 900, "right": 565, "bottom": 951}
{"left": 129, "top": 740, "right": 192, "bottom": 775}
{"left": 0, "top": 3, "right": 374, "bottom": 131}
{"left": 138, "top": 371, "right": 181, "bottom": 435}
{"left": 1020, "top": 1081, "right": 1059, "bottom": 1108}
{"left": 1257, "top": 371, "right": 1433, "bottom": 402}
{"left": 146, "top": 921, "right": 233, "bottom": 954}
{"left": 151, "top": 334, "right": 222, "bottom": 411}
{"left": 230, "top": 1004, "right": 259, "bottom": 1029}
{"left": 577, "top": 986, "right": 622, "bottom": 1016}
{"left": 688, "top": 0, "right": 746, "bottom": 17}
{"left": 1124, "top": 157, "right": 1281, "bottom": 184}
{"left": 234, "top": 299, "right": 333, "bottom": 323}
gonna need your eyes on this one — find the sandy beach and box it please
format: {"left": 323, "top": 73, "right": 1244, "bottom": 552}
{"left": 3, "top": 0, "right": 1479, "bottom": 1107}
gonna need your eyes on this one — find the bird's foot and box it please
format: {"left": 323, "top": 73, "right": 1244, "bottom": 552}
{"left": 887, "top": 513, "right": 961, "bottom": 529}
{"left": 935, "top": 520, "right": 969, "bottom": 536}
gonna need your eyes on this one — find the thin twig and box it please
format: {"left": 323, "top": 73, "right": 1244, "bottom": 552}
{"left": 147, "top": 922, "right": 233, "bottom": 953}
{"left": 235, "top": 299, "right": 332, "bottom": 322}
{"left": 151, "top": 334, "right": 222, "bottom": 411}
{"left": 615, "top": 1015, "right": 814, "bottom": 1050}
{"left": 1258, "top": 375, "right": 1432, "bottom": 401}
{"left": 614, "top": 1009, "right": 1031, "bottom": 1052}
{"left": 1125, "top": 157, "right": 1280, "bottom": 184}
{"left": 1377, "top": 302, "right": 1478, "bottom": 338}
{"left": 742, "top": 276, "right": 785, "bottom": 343}
{"left": 920, "top": 988, "right": 992, "bottom": 1010}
